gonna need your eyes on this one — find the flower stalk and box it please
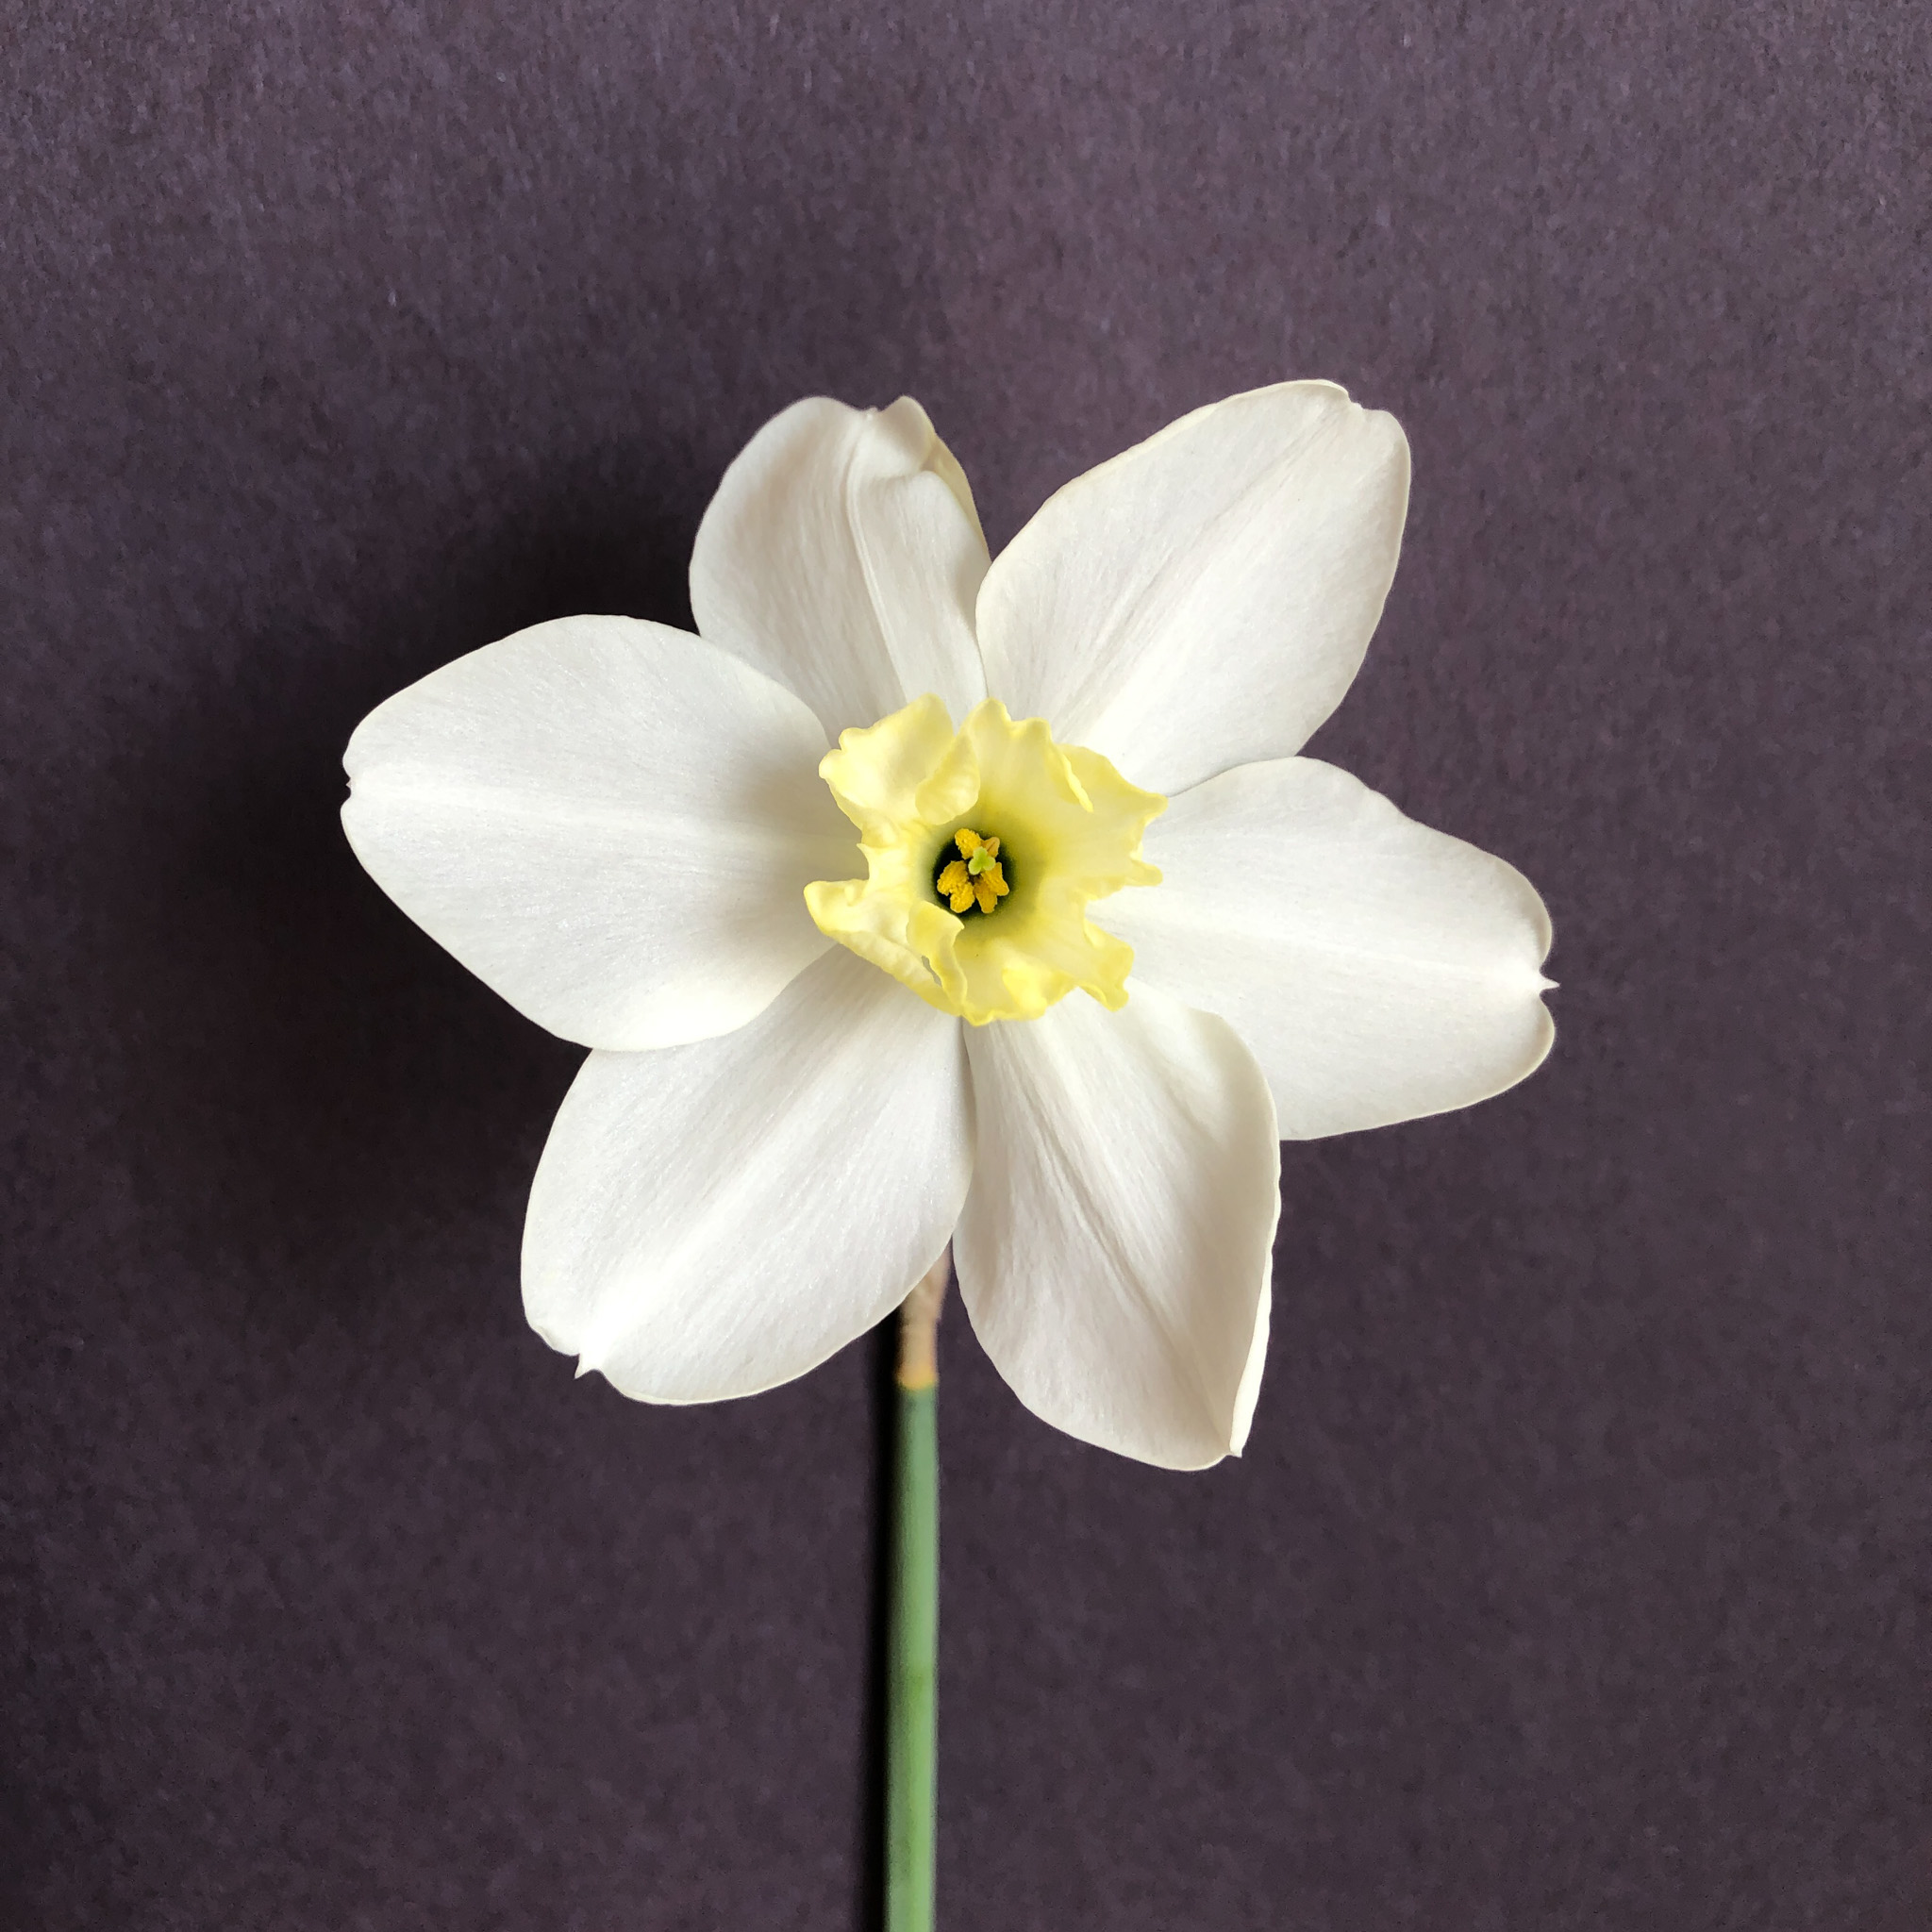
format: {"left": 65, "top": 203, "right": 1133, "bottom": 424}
{"left": 887, "top": 1252, "right": 947, "bottom": 1932}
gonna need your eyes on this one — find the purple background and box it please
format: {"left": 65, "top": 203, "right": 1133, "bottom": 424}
{"left": 5, "top": 3, "right": 1927, "bottom": 1926}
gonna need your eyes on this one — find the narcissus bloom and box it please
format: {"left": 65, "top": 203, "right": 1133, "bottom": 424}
{"left": 342, "top": 383, "right": 1553, "bottom": 1469}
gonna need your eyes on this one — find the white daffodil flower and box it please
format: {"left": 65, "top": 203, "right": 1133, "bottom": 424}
{"left": 341, "top": 383, "right": 1554, "bottom": 1470}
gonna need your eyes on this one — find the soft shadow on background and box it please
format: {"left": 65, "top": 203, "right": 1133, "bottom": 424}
{"left": 4, "top": 4, "right": 1927, "bottom": 1928}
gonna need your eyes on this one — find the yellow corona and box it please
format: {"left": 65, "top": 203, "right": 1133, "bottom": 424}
{"left": 804, "top": 694, "right": 1166, "bottom": 1025}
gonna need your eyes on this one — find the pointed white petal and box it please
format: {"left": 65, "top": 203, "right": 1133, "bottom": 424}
{"left": 342, "top": 615, "right": 856, "bottom": 1051}
{"left": 977, "top": 381, "right": 1409, "bottom": 795}
{"left": 956, "top": 984, "right": 1280, "bottom": 1470}
{"left": 690, "top": 396, "right": 990, "bottom": 739}
{"left": 524, "top": 949, "right": 973, "bottom": 1403}
{"left": 1106, "top": 758, "right": 1555, "bottom": 1139}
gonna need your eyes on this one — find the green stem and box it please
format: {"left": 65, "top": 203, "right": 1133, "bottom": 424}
{"left": 887, "top": 1254, "right": 946, "bottom": 1932}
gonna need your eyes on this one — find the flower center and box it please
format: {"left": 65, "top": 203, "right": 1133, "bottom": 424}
{"left": 802, "top": 694, "right": 1166, "bottom": 1025}
{"left": 933, "top": 828, "right": 1011, "bottom": 916}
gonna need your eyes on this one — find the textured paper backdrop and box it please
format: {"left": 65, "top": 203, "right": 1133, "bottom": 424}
{"left": 4, "top": 3, "right": 1927, "bottom": 1926}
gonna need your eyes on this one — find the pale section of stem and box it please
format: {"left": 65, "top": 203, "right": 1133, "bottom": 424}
{"left": 887, "top": 1248, "right": 948, "bottom": 1932}
{"left": 897, "top": 1247, "right": 949, "bottom": 1391}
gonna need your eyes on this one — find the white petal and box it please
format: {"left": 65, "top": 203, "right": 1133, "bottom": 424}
{"left": 524, "top": 948, "right": 973, "bottom": 1403}
{"left": 955, "top": 984, "right": 1280, "bottom": 1470}
{"left": 976, "top": 381, "right": 1409, "bottom": 796}
{"left": 1105, "top": 758, "right": 1555, "bottom": 1140}
{"left": 690, "top": 396, "right": 990, "bottom": 739}
{"left": 343, "top": 615, "right": 857, "bottom": 1051}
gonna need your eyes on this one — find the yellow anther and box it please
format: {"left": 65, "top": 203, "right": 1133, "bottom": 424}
{"left": 936, "top": 858, "right": 976, "bottom": 912}
{"left": 940, "top": 828, "right": 1008, "bottom": 915}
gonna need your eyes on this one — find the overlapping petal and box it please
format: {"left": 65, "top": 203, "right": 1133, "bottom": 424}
{"left": 976, "top": 381, "right": 1409, "bottom": 796}
{"left": 954, "top": 982, "right": 1280, "bottom": 1470}
{"left": 1104, "top": 758, "right": 1554, "bottom": 1139}
{"left": 342, "top": 616, "right": 857, "bottom": 1051}
{"left": 691, "top": 396, "right": 990, "bottom": 738}
{"left": 524, "top": 947, "right": 974, "bottom": 1403}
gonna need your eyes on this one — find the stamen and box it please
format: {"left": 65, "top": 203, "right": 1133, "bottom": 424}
{"left": 932, "top": 827, "right": 1011, "bottom": 916}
